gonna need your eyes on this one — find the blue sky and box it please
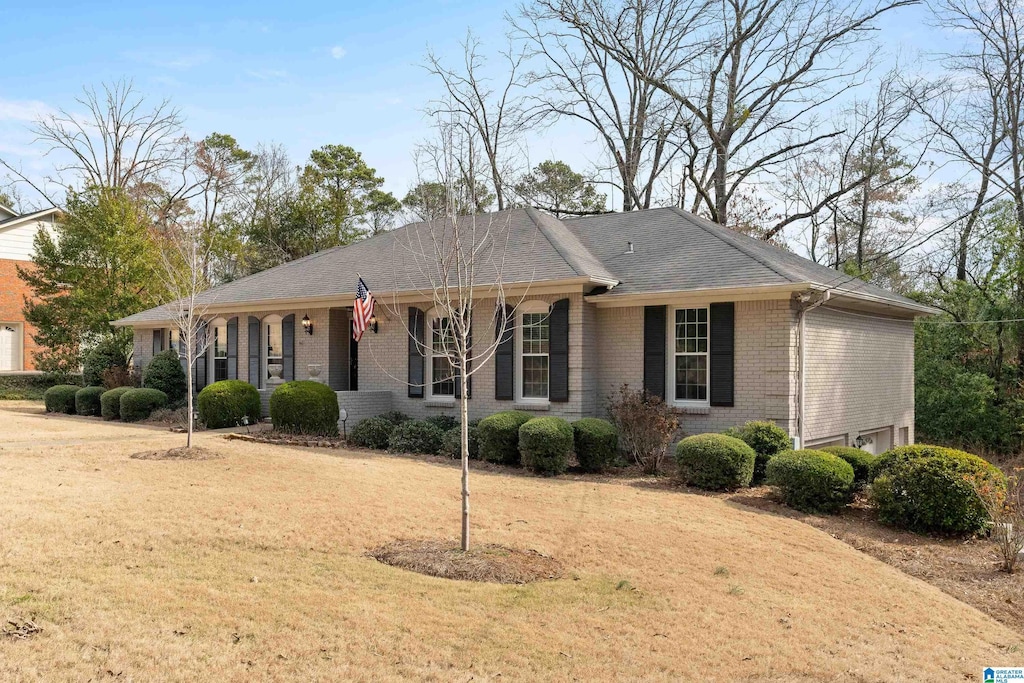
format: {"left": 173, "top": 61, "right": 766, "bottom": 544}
{"left": 1, "top": 0, "right": 949, "bottom": 211}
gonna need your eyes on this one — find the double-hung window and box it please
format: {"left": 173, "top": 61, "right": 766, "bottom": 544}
{"left": 517, "top": 303, "right": 550, "bottom": 402}
{"left": 673, "top": 307, "right": 708, "bottom": 404}
{"left": 212, "top": 322, "right": 228, "bottom": 382}
{"left": 430, "top": 316, "right": 456, "bottom": 399}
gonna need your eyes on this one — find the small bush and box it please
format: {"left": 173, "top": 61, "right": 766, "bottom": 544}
{"left": 74, "top": 386, "right": 105, "bottom": 416}
{"left": 44, "top": 385, "right": 80, "bottom": 414}
{"left": 675, "top": 433, "right": 756, "bottom": 491}
{"left": 120, "top": 388, "right": 169, "bottom": 422}
{"left": 608, "top": 385, "right": 678, "bottom": 474}
{"left": 83, "top": 336, "right": 131, "bottom": 387}
{"left": 519, "top": 417, "right": 573, "bottom": 475}
{"left": 380, "top": 410, "right": 410, "bottom": 425}
{"left": 766, "top": 449, "right": 855, "bottom": 514}
{"left": 441, "top": 420, "right": 481, "bottom": 459}
{"left": 100, "top": 387, "right": 133, "bottom": 420}
{"left": 820, "top": 446, "right": 878, "bottom": 489}
{"left": 197, "top": 380, "right": 261, "bottom": 429}
{"left": 871, "top": 444, "right": 1005, "bottom": 535}
{"left": 572, "top": 418, "right": 619, "bottom": 472}
{"left": 725, "top": 421, "right": 791, "bottom": 483}
{"left": 350, "top": 416, "right": 396, "bottom": 449}
{"left": 425, "top": 414, "right": 458, "bottom": 432}
{"left": 388, "top": 419, "right": 444, "bottom": 455}
{"left": 143, "top": 350, "right": 187, "bottom": 404}
{"left": 478, "top": 410, "right": 534, "bottom": 466}
{"left": 270, "top": 381, "right": 339, "bottom": 436}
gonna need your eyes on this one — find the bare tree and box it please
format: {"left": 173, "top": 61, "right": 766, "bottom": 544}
{"left": 424, "top": 31, "right": 527, "bottom": 211}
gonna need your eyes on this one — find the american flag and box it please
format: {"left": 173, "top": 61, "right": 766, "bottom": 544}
{"left": 353, "top": 277, "right": 375, "bottom": 342}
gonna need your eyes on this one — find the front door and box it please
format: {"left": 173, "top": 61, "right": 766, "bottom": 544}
{"left": 0, "top": 325, "right": 18, "bottom": 372}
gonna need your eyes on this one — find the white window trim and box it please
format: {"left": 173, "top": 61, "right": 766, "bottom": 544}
{"left": 208, "top": 317, "right": 228, "bottom": 383}
{"left": 425, "top": 308, "right": 456, "bottom": 402}
{"left": 515, "top": 300, "right": 551, "bottom": 405}
{"left": 262, "top": 314, "right": 283, "bottom": 383}
{"left": 667, "top": 305, "right": 711, "bottom": 408}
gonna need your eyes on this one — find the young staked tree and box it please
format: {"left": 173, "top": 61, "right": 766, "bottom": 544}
{"left": 157, "top": 219, "right": 214, "bottom": 449}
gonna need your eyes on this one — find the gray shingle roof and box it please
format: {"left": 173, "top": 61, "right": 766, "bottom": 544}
{"left": 115, "top": 205, "right": 929, "bottom": 325}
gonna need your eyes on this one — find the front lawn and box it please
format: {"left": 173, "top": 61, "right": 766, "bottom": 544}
{"left": 0, "top": 404, "right": 1019, "bottom": 681}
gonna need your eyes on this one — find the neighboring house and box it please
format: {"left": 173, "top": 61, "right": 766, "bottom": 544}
{"left": 0, "top": 204, "right": 59, "bottom": 372}
{"left": 114, "top": 207, "right": 935, "bottom": 454}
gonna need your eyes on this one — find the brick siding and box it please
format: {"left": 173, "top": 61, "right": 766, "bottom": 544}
{"left": 0, "top": 259, "right": 39, "bottom": 370}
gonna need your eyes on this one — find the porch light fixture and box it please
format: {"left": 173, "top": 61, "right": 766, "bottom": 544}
{"left": 302, "top": 314, "right": 313, "bottom": 335}
{"left": 369, "top": 315, "right": 379, "bottom": 334}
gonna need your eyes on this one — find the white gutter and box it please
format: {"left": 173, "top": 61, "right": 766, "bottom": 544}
{"left": 796, "top": 290, "right": 831, "bottom": 449}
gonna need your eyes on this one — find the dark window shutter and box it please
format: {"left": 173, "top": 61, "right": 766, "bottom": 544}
{"left": 494, "top": 304, "right": 514, "bottom": 400}
{"left": 152, "top": 329, "right": 164, "bottom": 356}
{"left": 643, "top": 306, "right": 666, "bottom": 400}
{"left": 248, "top": 316, "right": 261, "bottom": 389}
{"left": 226, "top": 317, "right": 238, "bottom": 380}
{"left": 194, "top": 323, "right": 208, "bottom": 391}
{"left": 709, "top": 302, "right": 735, "bottom": 407}
{"left": 408, "top": 307, "right": 424, "bottom": 398}
{"left": 282, "top": 314, "right": 295, "bottom": 382}
{"left": 549, "top": 298, "right": 570, "bottom": 402}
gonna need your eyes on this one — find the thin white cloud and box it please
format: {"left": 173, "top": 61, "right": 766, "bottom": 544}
{"left": 330, "top": 45, "right": 347, "bottom": 59}
{"left": 0, "top": 98, "right": 52, "bottom": 122}
{"left": 123, "top": 50, "right": 211, "bottom": 70}
{"left": 246, "top": 69, "right": 289, "bottom": 81}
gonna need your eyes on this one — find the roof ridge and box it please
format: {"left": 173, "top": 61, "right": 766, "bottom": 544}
{"left": 523, "top": 206, "right": 617, "bottom": 282}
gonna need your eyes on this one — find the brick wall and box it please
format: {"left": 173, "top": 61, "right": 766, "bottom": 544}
{"left": 0, "top": 258, "right": 39, "bottom": 371}
{"left": 803, "top": 305, "right": 915, "bottom": 448}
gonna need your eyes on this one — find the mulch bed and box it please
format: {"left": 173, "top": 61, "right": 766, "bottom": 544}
{"left": 225, "top": 432, "right": 345, "bottom": 449}
{"left": 130, "top": 446, "right": 223, "bottom": 461}
{"left": 369, "top": 539, "right": 564, "bottom": 584}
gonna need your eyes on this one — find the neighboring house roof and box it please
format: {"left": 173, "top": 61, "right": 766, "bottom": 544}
{"left": 0, "top": 207, "right": 61, "bottom": 232}
{"left": 114, "top": 206, "right": 933, "bottom": 326}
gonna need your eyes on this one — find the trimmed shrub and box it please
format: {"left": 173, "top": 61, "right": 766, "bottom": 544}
{"left": 478, "top": 410, "right": 534, "bottom": 466}
{"left": 388, "top": 419, "right": 444, "bottom": 455}
{"left": 766, "top": 449, "right": 854, "bottom": 513}
{"left": 82, "top": 336, "right": 130, "bottom": 387}
{"left": 197, "top": 380, "right": 261, "bottom": 429}
{"left": 519, "top": 417, "right": 573, "bottom": 476}
{"left": 440, "top": 420, "right": 481, "bottom": 460}
{"left": 143, "top": 350, "right": 187, "bottom": 404}
{"left": 74, "top": 386, "right": 105, "bottom": 416}
{"left": 350, "top": 416, "right": 396, "bottom": 449}
{"left": 870, "top": 444, "right": 1005, "bottom": 535}
{"left": 572, "top": 418, "right": 619, "bottom": 472}
{"left": 44, "top": 385, "right": 80, "bottom": 414}
{"left": 100, "top": 387, "right": 133, "bottom": 420}
{"left": 820, "top": 446, "right": 878, "bottom": 489}
{"left": 269, "top": 381, "right": 339, "bottom": 436}
{"left": 120, "top": 388, "right": 168, "bottom": 422}
{"left": 380, "top": 410, "right": 410, "bottom": 425}
{"left": 726, "top": 421, "right": 792, "bottom": 483}
{"left": 675, "top": 433, "right": 756, "bottom": 491}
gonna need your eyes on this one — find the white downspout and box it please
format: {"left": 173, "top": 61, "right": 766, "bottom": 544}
{"left": 796, "top": 290, "right": 830, "bottom": 450}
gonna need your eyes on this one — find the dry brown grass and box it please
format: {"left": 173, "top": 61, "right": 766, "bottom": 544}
{"left": 369, "top": 539, "right": 563, "bottom": 584}
{"left": 0, "top": 400, "right": 1021, "bottom": 681}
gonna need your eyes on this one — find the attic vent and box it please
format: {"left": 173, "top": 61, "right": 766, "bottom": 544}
{"left": 625, "top": 241, "right": 634, "bottom": 254}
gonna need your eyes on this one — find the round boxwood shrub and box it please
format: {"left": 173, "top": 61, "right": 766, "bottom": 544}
{"left": 197, "top": 380, "right": 261, "bottom": 429}
{"left": 350, "top": 416, "right": 396, "bottom": 449}
{"left": 675, "top": 433, "right": 757, "bottom": 491}
{"left": 100, "top": 386, "right": 133, "bottom": 421}
{"left": 572, "top": 418, "right": 619, "bottom": 472}
{"left": 44, "top": 385, "right": 80, "bottom": 414}
{"left": 519, "top": 417, "right": 573, "bottom": 476}
{"left": 440, "top": 420, "right": 481, "bottom": 459}
{"left": 425, "top": 414, "right": 458, "bottom": 432}
{"left": 120, "top": 388, "right": 168, "bottom": 422}
{"left": 74, "top": 386, "right": 105, "bottom": 416}
{"left": 726, "top": 420, "right": 792, "bottom": 483}
{"left": 765, "top": 449, "right": 855, "bottom": 514}
{"left": 820, "top": 446, "right": 878, "bottom": 489}
{"left": 388, "top": 419, "right": 444, "bottom": 454}
{"left": 270, "top": 381, "right": 339, "bottom": 436}
{"left": 82, "top": 336, "right": 130, "bottom": 387}
{"left": 478, "top": 410, "right": 534, "bottom": 466}
{"left": 870, "top": 444, "right": 1005, "bottom": 535}
{"left": 379, "top": 410, "right": 410, "bottom": 425}
{"left": 143, "top": 349, "right": 187, "bottom": 404}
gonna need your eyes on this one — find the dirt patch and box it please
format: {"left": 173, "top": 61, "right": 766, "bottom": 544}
{"left": 225, "top": 432, "right": 343, "bottom": 449}
{"left": 130, "top": 446, "right": 222, "bottom": 461}
{"left": 369, "top": 539, "right": 564, "bottom": 584}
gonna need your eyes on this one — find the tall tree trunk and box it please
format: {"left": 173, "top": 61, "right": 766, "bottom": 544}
{"left": 460, "top": 361, "right": 470, "bottom": 552}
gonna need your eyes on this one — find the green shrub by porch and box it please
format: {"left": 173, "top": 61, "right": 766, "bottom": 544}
{"left": 350, "top": 416, "right": 396, "bottom": 449}
{"left": 766, "top": 449, "right": 854, "bottom": 514}
{"left": 270, "top": 380, "right": 339, "bottom": 436}
{"left": 197, "top": 380, "right": 261, "bottom": 429}
{"left": 74, "top": 386, "right": 105, "bottom": 416}
{"left": 100, "top": 387, "right": 133, "bottom": 420}
{"left": 870, "top": 444, "right": 1005, "bottom": 535}
{"left": 44, "top": 385, "right": 80, "bottom": 414}
{"left": 725, "top": 420, "right": 791, "bottom": 484}
{"left": 820, "top": 446, "right": 878, "bottom": 489}
{"left": 143, "top": 349, "right": 187, "bottom": 404}
{"left": 478, "top": 410, "right": 534, "bottom": 466}
{"left": 82, "top": 336, "right": 130, "bottom": 387}
{"left": 425, "top": 414, "right": 457, "bottom": 432}
{"left": 388, "top": 419, "right": 444, "bottom": 455}
{"left": 519, "top": 417, "right": 573, "bottom": 475}
{"left": 675, "top": 433, "right": 756, "bottom": 491}
{"left": 571, "top": 418, "right": 619, "bottom": 472}
{"left": 120, "top": 388, "right": 169, "bottom": 422}
{"left": 441, "top": 420, "right": 481, "bottom": 459}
